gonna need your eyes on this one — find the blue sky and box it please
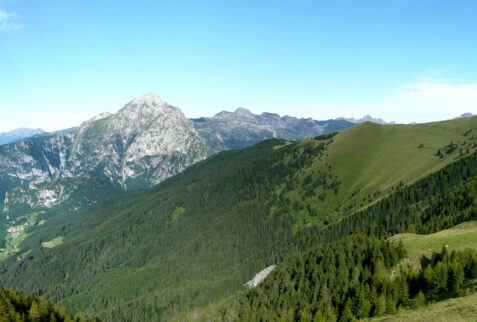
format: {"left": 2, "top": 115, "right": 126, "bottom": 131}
{"left": 1, "top": 0, "right": 477, "bottom": 131}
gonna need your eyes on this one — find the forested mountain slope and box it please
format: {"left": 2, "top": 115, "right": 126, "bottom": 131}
{"left": 0, "top": 177, "right": 121, "bottom": 260}
{"left": 180, "top": 150, "right": 477, "bottom": 320}
{"left": 1, "top": 117, "right": 476, "bottom": 320}
{"left": 0, "top": 94, "right": 354, "bottom": 261}
{"left": 183, "top": 235, "right": 477, "bottom": 321}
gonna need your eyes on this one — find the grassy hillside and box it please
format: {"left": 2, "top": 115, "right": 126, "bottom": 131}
{"left": 0, "top": 117, "right": 477, "bottom": 320}
{"left": 275, "top": 117, "right": 477, "bottom": 229}
{"left": 389, "top": 221, "right": 477, "bottom": 267}
{"left": 370, "top": 292, "right": 477, "bottom": 322}
{"left": 329, "top": 117, "right": 477, "bottom": 191}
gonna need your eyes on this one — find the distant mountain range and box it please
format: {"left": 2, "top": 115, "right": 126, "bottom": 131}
{"left": 456, "top": 112, "right": 475, "bottom": 119}
{"left": 0, "top": 94, "right": 470, "bottom": 202}
{"left": 0, "top": 128, "right": 46, "bottom": 145}
{"left": 0, "top": 93, "right": 356, "bottom": 200}
{"left": 192, "top": 107, "right": 355, "bottom": 153}
{"left": 335, "top": 114, "right": 395, "bottom": 125}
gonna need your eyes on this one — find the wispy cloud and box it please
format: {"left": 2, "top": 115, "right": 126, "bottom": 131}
{"left": 367, "top": 78, "right": 477, "bottom": 123}
{"left": 0, "top": 9, "right": 23, "bottom": 30}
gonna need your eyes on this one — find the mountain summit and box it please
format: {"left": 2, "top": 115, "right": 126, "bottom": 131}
{"left": 0, "top": 93, "right": 208, "bottom": 198}
{"left": 130, "top": 92, "right": 165, "bottom": 107}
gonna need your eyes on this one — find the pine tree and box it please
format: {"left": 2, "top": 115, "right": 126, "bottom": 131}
{"left": 412, "top": 291, "right": 426, "bottom": 308}
{"left": 448, "top": 263, "right": 465, "bottom": 295}
{"left": 422, "top": 264, "right": 433, "bottom": 289}
{"left": 339, "top": 305, "right": 355, "bottom": 322}
{"left": 371, "top": 294, "right": 387, "bottom": 317}
{"left": 432, "top": 262, "right": 448, "bottom": 294}
{"left": 385, "top": 297, "right": 397, "bottom": 315}
{"left": 29, "top": 301, "right": 42, "bottom": 321}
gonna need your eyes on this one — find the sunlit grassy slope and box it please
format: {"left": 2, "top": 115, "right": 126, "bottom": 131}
{"left": 389, "top": 221, "right": 477, "bottom": 267}
{"left": 370, "top": 292, "right": 477, "bottom": 322}
{"left": 293, "top": 116, "right": 477, "bottom": 222}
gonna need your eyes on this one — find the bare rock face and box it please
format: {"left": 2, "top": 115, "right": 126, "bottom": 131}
{"left": 67, "top": 92, "right": 208, "bottom": 190}
{"left": 191, "top": 108, "right": 356, "bottom": 153}
{"left": 0, "top": 93, "right": 209, "bottom": 199}
{"left": 2, "top": 177, "right": 120, "bottom": 218}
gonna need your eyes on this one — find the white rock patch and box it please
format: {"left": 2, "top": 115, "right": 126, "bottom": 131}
{"left": 246, "top": 265, "right": 276, "bottom": 288}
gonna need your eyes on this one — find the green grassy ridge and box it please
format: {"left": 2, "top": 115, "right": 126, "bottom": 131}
{"left": 308, "top": 117, "right": 477, "bottom": 218}
{"left": 370, "top": 292, "right": 477, "bottom": 322}
{"left": 1, "top": 118, "right": 477, "bottom": 320}
{"left": 389, "top": 221, "right": 477, "bottom": 268}
{"left": 288, "top": 148, "right": 477, "bottom": 259}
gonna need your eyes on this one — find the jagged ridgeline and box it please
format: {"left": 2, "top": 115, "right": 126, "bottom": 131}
{"left": 0, "top": 116, "right": 477, "bottom": 320}
{"left": 0, "top": 93, "right": 353, "bottom": 202}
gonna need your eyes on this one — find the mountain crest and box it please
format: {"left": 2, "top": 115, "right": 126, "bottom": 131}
{"left": 234, "top": 107, "right": 254, "bottom": 115}
{"left": 131, "top": 92, "right": 165, "bottom": 107}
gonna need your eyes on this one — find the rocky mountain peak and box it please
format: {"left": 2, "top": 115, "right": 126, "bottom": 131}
{"left": 131, "top": 92, "right": 165, "bottom": 107}
{"left": 234, "top": 107, "right": 254, "bottom": 115}
{"left": 120, "top": 92, "right": 183, "bottom": 119}
{"left": 212, "top": 107, "right": 256, "bottom": 121}
{"left": 456, "top": 113, "right": 475, "bottom": 119}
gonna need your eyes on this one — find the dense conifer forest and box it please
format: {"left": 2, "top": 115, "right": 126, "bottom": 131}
{"left": 0, "top": 288, "right": 99, "bottom": 321}
{"left": 179, "top": 236, "right": 477, "bottom": 321}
